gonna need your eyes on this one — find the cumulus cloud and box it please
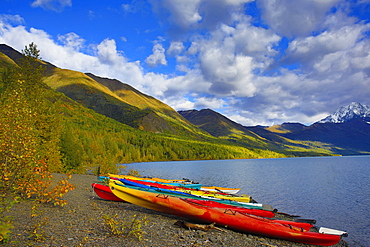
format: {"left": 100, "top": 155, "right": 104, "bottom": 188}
{"left": 149, "top": 0, "right": 202, "bottom": 38}
{"left": 149, "top": 0, "right": 253, "bottom": 38}
{"left": 145, "top": 43, "right": 167, "bottom": 67}
{"left": 57, "top": 32, "right": 85, "bottom": 51}
{"left": 257, "top": 0, "right": 342, "bottom": 37}
{"left": 31, "top": 0, "right": 72, "bottom": 12}
{"left": 0, "top": 14, "right": 24, "bottom": 25}
{"left": 167, "top": 41, "right": 185, "bottom": 55}
{"left": 284, "top": 24, "right": 369, "bottom": 70}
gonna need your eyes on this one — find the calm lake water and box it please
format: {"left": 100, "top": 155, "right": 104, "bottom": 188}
{"left": 122, "top": 156, "right": 370, "bottom": 246}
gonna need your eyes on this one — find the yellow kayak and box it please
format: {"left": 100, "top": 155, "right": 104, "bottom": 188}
{"left": 201, "top": 186, "right": 240, "bottom": 194}
{"left": 108, "top": 174, "right": 241, "bottom": 194}
{"left": 117, "top": 178, "right": 252, "bottom": 203}
{"left": 165, "top": 187, "right": 250, "bottom": 203}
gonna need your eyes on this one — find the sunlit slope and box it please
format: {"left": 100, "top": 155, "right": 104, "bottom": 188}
{"left": 0, "top": 44, "right": 329, "bottom": 158}
{"left": 84, "top": 73, "right": 209, "bottom": 137}
{"left": 40, "top": 68, "right": 197, "bottom": 136}
{"left": 266, "top": 123, "right": 306, "bottom": 134}
{"left": 0, "top": 51, "right": 17, "bottom": 69}
{"left": 180, "top": 109, "right": 335, "bottom": 156}
{"left": 0, "top": 48, "right": 285, "bottom": 165}
{"left": 43, "top": 68, "right": 148, "bottom": 128}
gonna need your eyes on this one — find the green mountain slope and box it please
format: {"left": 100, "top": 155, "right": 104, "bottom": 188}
{"left": 85, "top": 73, "right": 206, "bottom": 137}
{"left": 0, "top": 44, "right": 287, "bottom": 174}
{"left": 179, "top": 109, "right": 335, "bottom": 156}
{"left": 0, "top": 44, "right": 208, "bottom": 137}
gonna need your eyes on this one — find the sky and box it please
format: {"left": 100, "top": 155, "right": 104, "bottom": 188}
{"left": 1, "top": 0, "right": 370, "bottom": 126}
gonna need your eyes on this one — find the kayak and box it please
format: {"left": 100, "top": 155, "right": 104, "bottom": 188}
{"left": 109, "top": 180, "right": 347, "bottom": 246}
{"left": 184, "top": 198, "right": 276, "bottom": 218}
{"left": 107, "top": 174, "right": 240, "bottom": 194}
{"left": 108, "top": 174, "right": 189, "bottom": 183}
{"left": 109, "top": 180, "right": 274, "bottom": 217}
{"left": 92, "top": 183, "right": 125, "bottom": 202}
{"left": 110, "top": 179, "right": 274, "bottom": 211}
{"left": 201, "top": 186, "right": 240, "bottom": 194}
{"left": 119, "top": 178, "right": 252, "bottom": 203}
{"left": 119, "top": 178, "right": 244, "bottom": 198}
{"left": 102, "top": 175, "right": 202, "bottom": 189}
{"left": 184, "top": 198, "right": 317, "bottom": 230}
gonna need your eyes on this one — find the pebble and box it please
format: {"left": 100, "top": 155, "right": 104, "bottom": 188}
{"left": 4, "top": 174, "right": 350, "bottom": 247}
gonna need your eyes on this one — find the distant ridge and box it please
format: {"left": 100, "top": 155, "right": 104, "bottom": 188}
{"left": 318, "top": 102, "right": 370, "bottom": 123}
{"left": 1, "top": 43, "right": 369, "bottom": 156}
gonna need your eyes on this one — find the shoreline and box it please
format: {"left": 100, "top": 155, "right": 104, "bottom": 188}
{"left": 4, "top": 174, "right": 349, "bottom": 246}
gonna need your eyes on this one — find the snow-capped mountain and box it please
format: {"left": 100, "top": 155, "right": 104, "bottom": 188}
{"left": 318, "top": 102, "right": 370, "bottom": 123}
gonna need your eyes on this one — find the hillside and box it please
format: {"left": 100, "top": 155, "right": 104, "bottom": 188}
{"left": 179, "top": 109, "right": 334, "bottom": 156}
{"left": 0, "top": 43, "right": 289, "bottom": 174}
{"left": 84, "top": 73, "right": 205, "bottom": 137}
{"left": 0, "top": 44, "right": 206, "bottom": 137}
{"left": 265, "top": 103, "right": 370, "bottom": 155}
{"left": 7, "top": 43, "right": 365, "bottom": 161}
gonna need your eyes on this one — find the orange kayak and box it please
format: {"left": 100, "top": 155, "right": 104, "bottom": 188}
{"left": 109, "top": 180, "right": 347, "bottom": 246}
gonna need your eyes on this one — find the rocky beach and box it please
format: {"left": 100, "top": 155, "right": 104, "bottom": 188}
{"left": 4, "top": 174, "right": 349, "bottom": 247}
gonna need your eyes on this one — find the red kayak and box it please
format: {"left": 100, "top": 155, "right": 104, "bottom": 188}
{"left": 110, "top": 181, "right": 347, "bottom": 246}
{"left": 92, "top": 183, "right": 125, "bottom": 202}
{"left": 184, "top": 198, "right": 276, "bottom": 218}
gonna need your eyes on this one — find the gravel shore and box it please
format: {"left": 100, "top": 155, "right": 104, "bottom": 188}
{"left": 4, "top": 174, "right": 349, "bottom": 247}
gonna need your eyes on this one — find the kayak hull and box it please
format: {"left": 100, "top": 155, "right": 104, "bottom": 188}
{"left": 92, "top": 183, "right": 125, "bottom": 202}
{"left": 109, "top": 180, "right": 344, "bottom": 246}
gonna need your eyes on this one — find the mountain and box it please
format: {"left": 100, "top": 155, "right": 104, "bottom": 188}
{"left": 5, "top": 43, "right": 367, "bottom": 160}
{"left": 318, "top": 102, "right": 370, "bottom": 123}
{"left": 281, "top": 120, "right": 370, "bottom": 155}
{"left": 84, "top": 73, "right": 202, "bottom": 136}
{"left": 0, "top": 43, "right": 290, "bottom": 170}
{"left": 180, "top": 102, "right": 370, "bottom": 156}
{"left": 178, "top": 109, "right": 251, "bottom": 137}
{"left": 179, "top": 109, "right": 334, "bottom": 156}
{"left": 269, "top": 103, "right": 370, "bottom": 155}
{"left": 0, "top": 44, "right": 206, "bottom": 138}
{"left": 265, "top": 123, "right": 306, "bottom": 133}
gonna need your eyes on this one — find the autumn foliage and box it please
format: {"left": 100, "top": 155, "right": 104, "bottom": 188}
{"left": 0, "top": 43, "right": 75, "bottom": 242}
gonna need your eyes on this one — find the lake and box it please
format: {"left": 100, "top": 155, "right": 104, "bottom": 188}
{"left": 122, "top": 155, "right": 370, "bottom": 246}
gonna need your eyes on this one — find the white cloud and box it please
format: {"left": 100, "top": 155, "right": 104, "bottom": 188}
{"left": 96, "top": 39, "right": 126, "bottom": 65}
{"left": 151, "top": 0, "right": 202, "bottom": 27}
{"left": 190, "top": 15, "right": 280, "bottom": 98}
{"left": 0, "top": 14, "right": 24, "bottom": 25}
{"left": 194, "top": 96, "right": 226, "bottom": 109}
{"left": 257, "top": 0, "right": 342, "bottom": 37}
{"left": 149, "top": 0, "right": 253, "bottom": 37}
{"left": 31, "top": 0, "right": 72, "bottom": 12}
{"left": 145, "top": 43, "right": 167, "bottom": 67}
{"left": 285, "top": 24, "right": 368, "bottom": 69}
{"left": 167, "top": 41, "right": 185, "bottom": 55}
{"left": 57, "top": 32, "right": 85, "bottom": 51}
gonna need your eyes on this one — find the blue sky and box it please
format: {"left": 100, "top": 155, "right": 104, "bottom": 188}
{"left": 1, "top": 0, "right": 369, "bottom": 126}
